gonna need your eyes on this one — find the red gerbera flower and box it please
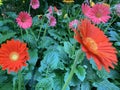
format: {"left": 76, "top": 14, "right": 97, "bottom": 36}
{"left": 74, "top": 19, "right": 117, "bottom": 72}
{"left": 16, "top": 11, "right": 32, "bottom": 29}
{"left": 0, "top": 39, "right": 29, "bottom": 73}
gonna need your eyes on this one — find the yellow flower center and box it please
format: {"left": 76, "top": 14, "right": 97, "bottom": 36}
{"left": 83, "top": 37, "right": 98, "bottom": 53}
{"left": 9, "top": 52, "right": 19, "bottom": 61}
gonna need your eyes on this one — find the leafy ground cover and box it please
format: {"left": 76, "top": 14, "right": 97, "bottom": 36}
{"left": 0, "top": 0, "right": 120, "bottom": 90}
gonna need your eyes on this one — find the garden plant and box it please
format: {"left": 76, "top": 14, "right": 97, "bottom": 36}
{"left": 0, "top": 0, "right": 120, "bottom": 90}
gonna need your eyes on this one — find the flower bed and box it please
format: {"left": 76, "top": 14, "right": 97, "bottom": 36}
{"left": 0, "top": 0, "right": 120, "bottom": 90}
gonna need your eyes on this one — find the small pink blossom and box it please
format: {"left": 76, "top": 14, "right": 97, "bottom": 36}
{"left": 48, "top": 6, "right": 53, "bottom": 14}
{"left": 69, "top": 19, "right": 79, "bottom": 31}
{"left": 30, "top": 0, "right": 40, "bottom": 9}
{"left": 47, "top": 15, "right": 56, "bottom": 27}
{"left": 16, "top": 11, "right": 32, "bottom": 29}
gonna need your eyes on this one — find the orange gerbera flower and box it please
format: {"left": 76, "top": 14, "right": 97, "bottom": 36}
{"left": 0, "top": 39, "right": 29, "bottom": 73}
{"left": 74, "top": 19, "right": 117, "bottom": 72}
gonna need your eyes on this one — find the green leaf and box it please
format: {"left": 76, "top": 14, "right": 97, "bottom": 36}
{"left": 89, "top": 58, "right": 97, "bottom": 70}
{"left": 116, "top": 22, "right": 120, "bottom": 27}
{"left": 5, "top": 12, "right": 17, "bottom": 19}
{"left": 53, "top": 73, "right": 64, "bottom": 90}
{"left": 0, "top": 32, "right": 16, "bottom": 44}
{"left": 75, "top": 50, "right": 85, "bottom": 64}
{"left": 23, "top": 33, "right": 37, "bottom": 48}
{"left": 0, "top": 21, "right": 4, "bottom": 26}
{"left": 43, "top": 49, "right": 60, "bottom": 70}
{"left": 64, "top": 41, "right": 75, "bottom": 58}
{"left": 81, "top": 81, "right": 91, "bottom": 90}
{"left": 0, "top": 81, "right": 12, "bottom": 90}
{"left": 70, "top": 75, "right": 81, "bottom": 87}
{"left": 63, "top": 71, "right": 71, "bottom": 90}
{"left": 24, "top": 72, "right": 32, "bottom": 80}
{"left": 97, "top": 68, "right": 109, "bottom": 79}
{"left": 35, "top": 78, "right": 53, "bottom": 90}
{"left": 0, "top": 75, "right": 13, "bottom": 90}
{"left": 85, "top": 59, "right": 99, "bottom": 81}
{"left": 28, "top": 49, "right": 38, "bottom": 67}
{"left": 38, "top": 36, "right": 56, "bottom": 48}
{"left": 75, "top": 65, "right": 86, "bottom": 81}
{"left": 3, "top": 19, "right": 14, "bottom": 24}
{"left": 108, "top": 70, "right": 120, "bottom": 79}
{"left": 32, "top": 16, "right": 39, "bottom": 25}
{"left": 64, "top": 71, "right": 80, "bottom": 87}
{"left": 93, "top": 79, "right": 120, "bottom": 90}
{"left": 0, "top": 26, "right": 10, "bottom": 32}
{"left": 57, "top": 46, "right": 69, "bottom": 64}
{"left": 48, "top": 29, "right": 63, "bottom": 41}
{"left": 56, "top": 61, "right": 65, "bottom": 70}
{"left": 39, "top": 48, "right": 60, "bottom": 73}
{"left": 109, "top": 31, "right": 120, "bottom": 41}
{"left": 114, "top": 42, "right": 120, "bottom": 46}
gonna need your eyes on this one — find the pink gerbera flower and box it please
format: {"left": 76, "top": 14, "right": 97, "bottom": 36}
{"left": 88, "top": 3, "right": 111, "bottom": 24}
{"left": 48, "top": 15, "right": 56, "bottom": 27}
{"left": 82, "top": 3, "right": 91, "bottom": 17}
{"left": 16, "top": 11, "right": 32, "bottom": 29}
{"left": 30, "top": 0, "right": 40, "bottom": 9}
{"left": 69, "top": 19, "right": 79, "bottom": 31}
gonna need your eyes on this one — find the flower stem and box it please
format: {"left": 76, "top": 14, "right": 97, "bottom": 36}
{"left": 104, "top": 16, "right": 118, "bottom": 33}
{"left": 38, "top": 18, "right": 44, "bottom": 40}
{"left": 43, "top": 27, "right": 47, "bottom": 37}
{"left": 30, "top": 29, "right": 37, "bottom": 41}
{"left": 62, "top": 51, "right": 80, "bottom": 90}
{"left": 25, "top": 29, "right": 29, "bottom": 39}
{"left": 18, "top": 70, "right": 22, "bottom": 90}
{"left": 43, "top": 23, "right": 48, "bottom": 37}
{"left": 37, "top": 25, "right": 42, "bottom": 40}
{"left": 20, "top": 29, "right": 23, "bottom": 41}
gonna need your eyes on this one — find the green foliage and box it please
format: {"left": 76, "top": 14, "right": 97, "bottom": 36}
{"left": 0, "top": 0, "right": 120, "bottom": 90}
{"left": 0, "top": 70, "right": 13, "bottom": 90}
{"left": 0, "top": 32, "right": 16, "bottom": 44}
{"left": 42, "top": 49, "right": 60, "bottom": 70}
{"left": 28, "top": 49, "right": 38, "bottom": 67}
{"left": 93, "top": 79, "right": 120, "bottom": 90}
{"left": 35, "top": 77, "right": 53, "bottom": 90}
{"left": 75, "top": 65, "right": 86, "bottom": 81}
{"left": 53, "top": 73, "right": 64, "bottom": 90}
{"left": 0, "top": 80, "right": 13, "bottom": 90}
{"left": 81, "top": 81, "right": 91, "bottom": 90}
{"left": 64, "top": 41, "right": 75, "bottom": 58}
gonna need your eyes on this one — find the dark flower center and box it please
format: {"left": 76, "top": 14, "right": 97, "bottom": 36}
{"left": 21, "top": 17, "right": 26, "bottom": 22}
